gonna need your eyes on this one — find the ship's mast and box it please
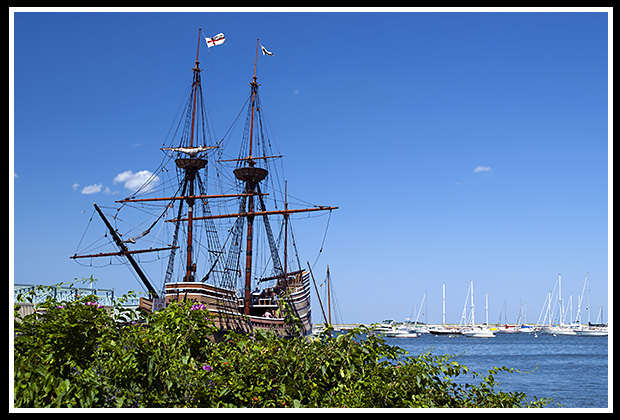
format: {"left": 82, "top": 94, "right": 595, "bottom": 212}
{"left": 189, "top": 28, "right": 202, "bottom": 149}
{"left": 234, "top": 39, "right": 267, "bottom": 315}
{"left": 248, "top": 39, "right": 259, "bottom": 160}
{"left": 283, "top": 181, "right": 288, "bottom": 285}
{"left": 180, "top": 28, "right": 206, "bottom": 282}
{"left": 327, "top": 264, "right": 332, "bottom": 327}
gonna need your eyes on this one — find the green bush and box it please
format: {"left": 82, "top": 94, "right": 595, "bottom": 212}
{"left": 13, "top": 282, "right": 551, "bottom": 408}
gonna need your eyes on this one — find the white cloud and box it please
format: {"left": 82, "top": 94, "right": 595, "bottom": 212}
{"left": 473, "top": 166, "right": 492, "bottom": 173}
{"left": 81, "top": 183, "right": 103, "bottom": 194}
{"left": 74, "top": 170, "right": 158, "bottom": 196}
{"left": 114, "top": 170, "right": 160, "bottom": 193}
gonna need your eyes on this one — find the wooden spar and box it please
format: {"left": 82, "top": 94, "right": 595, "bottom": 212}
{"left": 91, "top": 203, "right": 160, "bottom": 298}
{"left": 189, "top": 28, "right": 202, "bottom": 149}
{"left": 115, "top": 192, "right": 267, "bottom": 204}
{"left": 307, "top": 261, "right": 329, "bottom": 327}
{"left": 283, "top": 181, "right": 288, "bottom": 287}
{"left": 259, "top": 269, "right": 304, "bottom": 283}
{"left": 327, "top": 264, "right": 331, "bottom": 327}
{"left": 166, "top": 206, "right": 339, "bottom": 223}
{"left": 247, "top": 38, "right": 260, "bottom": 161}
{"left": 217, "top": 155, "right": 283, "bottom": 163}
{"left": 71, "top": 246, "right": 179, "bottom": 259}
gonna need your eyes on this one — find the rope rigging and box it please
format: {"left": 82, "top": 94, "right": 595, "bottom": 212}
{"left": 311, "top": 209, "right": 333, "bottom": 269}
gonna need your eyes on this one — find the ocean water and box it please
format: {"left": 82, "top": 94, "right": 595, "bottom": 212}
{"left": 385, "top": 332, "right": 608, "bottom": 408}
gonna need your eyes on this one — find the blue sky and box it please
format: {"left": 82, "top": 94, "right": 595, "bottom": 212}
{"left": 11, "top": 9, "right": 610, "bottom": 324}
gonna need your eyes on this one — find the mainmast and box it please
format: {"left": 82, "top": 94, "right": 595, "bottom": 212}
{"left": 234, "top": 39, "right": 268, "bottom": 315}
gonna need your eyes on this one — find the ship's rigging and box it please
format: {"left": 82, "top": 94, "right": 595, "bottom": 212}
{"left": 71, "top": 30, "right": 337, "bottom": 314}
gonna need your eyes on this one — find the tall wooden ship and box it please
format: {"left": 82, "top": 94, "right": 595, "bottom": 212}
{"left": 71, "top": 30, "right": 337, "bottom": 338}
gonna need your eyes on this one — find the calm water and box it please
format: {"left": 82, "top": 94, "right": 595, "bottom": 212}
{"left": 385, "top": 332, "right": 608, "bottom": 408}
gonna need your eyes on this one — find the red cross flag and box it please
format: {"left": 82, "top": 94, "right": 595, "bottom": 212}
{"left": 204, "top": 33, "right": 225, "bottom": 48}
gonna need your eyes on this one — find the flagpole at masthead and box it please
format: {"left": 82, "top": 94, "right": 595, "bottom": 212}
{"left": 189, "top": 27, "right": 202, "bottom": 149}
{"left": 253, "top": 38, "right": 260, "bottom": 81}
{"left": 248, "top": 38, "right": 260, "bottom": 160}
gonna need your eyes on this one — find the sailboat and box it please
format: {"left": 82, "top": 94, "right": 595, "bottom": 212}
{"left": 429, "top": 282, "right": 461, "bottom": 335}
{"left": 71, "top": 30, "right": 337, "bottom": 338}
{"left": 540, "top": 274, "right": 576, "bottom": 335}
{"left": 573, "top": 273, "right": 608, "bottom": 336}
{"left": 411, "top": 291, "right": 430, "bottom": 334}
{"left": 495, "top": 299, "right": 519, "bottom": 333}
{"left": 461, "top": 280, "right": 495, "bottom": 338}
{"left": 309, "top": 264, "right": 345, "bottom": 336}
{"left": 574, "top": 306, "right": 608, "bottom": 336}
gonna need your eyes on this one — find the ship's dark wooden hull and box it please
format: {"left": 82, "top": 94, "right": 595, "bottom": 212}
{"left": 140, "top": 271, "right": 312, "bottom": 338}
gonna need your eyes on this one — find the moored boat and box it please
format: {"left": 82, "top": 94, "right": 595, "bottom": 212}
{"left": 429, "top": 326, "right": 462, "bottom": 335}
{"left": 383, "top": 324, "right": 419, "bottom": 338}
{"left": 386, "top": 330, "right": 419, "bottom": 338}
{"left": 459, "top": 280, "right": 495, "bottom": 338}
{"left": 574, "top": 328, "right": 608, "bottom": 337}
{"left": 574, "top": 324, "right": 608, "bottom": 336}
{"left": 496, "top": 325, "right": 520, "bottom": 334}
{"left": 462, "top": 327, "right": 495, "bottom": 338}
{"left": 373, "top": 319, "right": 396, "bottom": 334}
{"left": 540, "top": 325, "right": 576, "bottom": 336}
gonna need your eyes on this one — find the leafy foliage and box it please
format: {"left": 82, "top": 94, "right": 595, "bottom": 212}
{"left": 14, "top": 282, "right": 551, "bottom": 408}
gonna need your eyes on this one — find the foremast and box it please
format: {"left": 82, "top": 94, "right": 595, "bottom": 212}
{"left": 179, "top": 27, "right": 207, "bottom": 283}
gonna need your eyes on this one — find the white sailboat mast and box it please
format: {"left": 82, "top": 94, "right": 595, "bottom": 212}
{"left": 547, "top": 291, "right": 552, "bottom": 326}
{"left": 470, "top": 279, "right": 475, "bottom": 327}
{"left": 414, "top": 291, "right": 427, "bottom": 326}
{"left": 576, "top": 273, "right": 588, "bottom": 325}
{"left": 558, "top": 273, "right": 564, "bottom": 325}
{"left": 587, "top": 273, "right": 591, "bottom": 324}
{"left": 442, "top": 282, "right": 446, "bottom": 326}
{"left": 485, "top": 292, "right": 489, "bottom": 326}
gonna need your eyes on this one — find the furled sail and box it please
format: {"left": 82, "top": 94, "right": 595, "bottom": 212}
{"left": 161, "top": 146, "right": 217, "bottom": 157}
